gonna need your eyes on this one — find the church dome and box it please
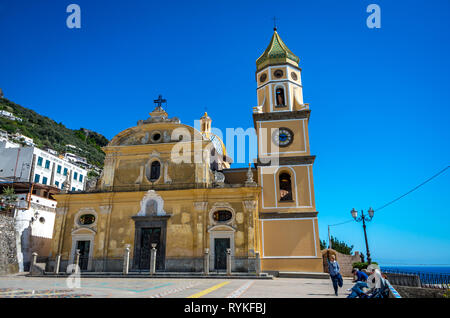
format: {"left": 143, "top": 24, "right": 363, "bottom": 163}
{"left": 206, "top": 132, "right": 226, "bottom": 157}
{"left": 256, "top": 29, "right": 300, "bottom": 72}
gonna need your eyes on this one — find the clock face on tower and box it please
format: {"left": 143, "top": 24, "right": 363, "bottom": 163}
{"left": 272, "top": 127, "right": 294, "bottom": 147}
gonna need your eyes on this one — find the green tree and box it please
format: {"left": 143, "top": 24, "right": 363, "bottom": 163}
{"left": 0, "top": 187, "right": 18, "bottom": 212}
{"left": 352, "top": 261, "right": 378, "bottom": 270}
{"left": 322, "top": 236, "right": 354, "bottom": 255}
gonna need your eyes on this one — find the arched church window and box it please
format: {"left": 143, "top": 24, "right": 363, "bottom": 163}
{"left": 275, "top": 87, "right": 285, "bottom": 106}
{"left": 150, "top": 161, "right": 161, "bottom": 181}
{"left": 279, "top": 172, "right": 293, "bottom": 201}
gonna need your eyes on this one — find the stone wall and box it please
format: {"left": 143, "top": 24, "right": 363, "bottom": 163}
{"left": 321, "top": 249, "right": 362, "bottom": 277}
{"left": 0, "top": 214, "right": 19, "bottom": 275}
{"left": 384, "top": 272, "right": 422, "bottom": 287}
{"left": 393, "top": 285, "right": 446, "bottom": 298}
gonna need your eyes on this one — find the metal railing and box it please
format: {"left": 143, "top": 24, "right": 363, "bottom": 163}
{"left": 383, "top": 268, "right": 450, "bottom": 289}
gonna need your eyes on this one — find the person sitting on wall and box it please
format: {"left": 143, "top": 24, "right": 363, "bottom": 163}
{"left": 365, "top": 266, "right": 390, "bottom": 298}
{"left": 347, "top": 281, "right": 370, "bottom": 298}
{"left": 352, "top": 268, "right": 369, "bottom": 282}
{"left": 347, "top": 268, "right": 370, "bottom": 298}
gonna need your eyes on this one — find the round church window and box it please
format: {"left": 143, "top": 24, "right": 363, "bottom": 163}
{"left": 151, "top": 132, "right": 162, "bottom": 143}
{"left": 213, "top": 210, "right": 232, "bottom": 223}
{"left": 259, "top": 73, "right": 267, "bottom": 83}
{"left": 291, "top": 72, "right": 298, "bottom": 81}
{"left": 274, "top": 69, "right": 284, "bottom": 78}
{"left": 79, "top": 214, "right": 96, "bottom": 225}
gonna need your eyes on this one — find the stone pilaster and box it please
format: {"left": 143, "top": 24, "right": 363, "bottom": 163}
{"left": 193, "top": 202, "right": 208, "bottom": 252}
{"left": 243, "top": 200, "right": 258, "bottom": 256}
{"left": 100, "top": 204, "right": 113, "bottom": 271}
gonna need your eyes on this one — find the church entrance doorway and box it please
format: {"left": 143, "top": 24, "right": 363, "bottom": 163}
{"left": 132, "top": 214, "right": 170, "bottom": 272}
{"left": 214, "top": 238, "right": 230, "bottom": 270}
{"left": 76, "top": 240, "right": 90, "bottom": 271}
{"left": 138, "top": 227, "right": 162, "bottom": 270}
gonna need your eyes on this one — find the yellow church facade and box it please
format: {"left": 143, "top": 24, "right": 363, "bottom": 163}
{"left": 50, "top": 29, "right": 323, "bottom": 273}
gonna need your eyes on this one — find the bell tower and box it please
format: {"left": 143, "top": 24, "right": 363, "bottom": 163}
{"left": 253, "top": 28, "right": 322, "bottom": 273}
{"left": 254, "top": 28, "right": 308, "bottom": 114}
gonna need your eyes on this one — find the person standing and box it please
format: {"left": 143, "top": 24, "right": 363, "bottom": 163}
{"left": 327, "top": 253, "right": 343, "bottom": 296}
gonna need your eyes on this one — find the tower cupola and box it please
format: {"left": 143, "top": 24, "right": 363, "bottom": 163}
{"left": 200, "top": 112, "right": 212, "bottom": 137}
{"left": 254, "top": 30, "right": 306, "bottom": 113}
{"left": 256, "top": 30, "right": 300, "bottom": 72}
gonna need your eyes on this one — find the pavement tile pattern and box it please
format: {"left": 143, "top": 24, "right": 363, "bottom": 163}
{"left": 0, "top": 275, "right": 353, "bottom": 298}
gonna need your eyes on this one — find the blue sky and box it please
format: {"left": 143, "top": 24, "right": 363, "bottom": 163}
{"left": 1, "top": 0, "right": 449, "bottom": 265}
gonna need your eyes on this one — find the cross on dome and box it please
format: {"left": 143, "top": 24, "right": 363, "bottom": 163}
{"left": 153, "top": 94, "right": 167, "bottom": 108}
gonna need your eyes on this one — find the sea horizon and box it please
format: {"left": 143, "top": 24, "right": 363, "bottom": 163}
{"left": 380, "top": 265, "right": 450, "bottom": 275}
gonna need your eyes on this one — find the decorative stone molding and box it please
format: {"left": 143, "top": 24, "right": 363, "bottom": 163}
{"left": 164, "top": 160, "right": 172, "bottom": 184}
{"left": 145, "top": 153, "right": 163, "bottom": 183}
{"left": 252, "top": 109, "right": 310, "bottom": 123}
{"left": 99, "top": 205, "right": 112, "bottom": 215}
{"left": 163, "top": 130, "right": 171, "bottom": 143}
{"left": 213, "top": 171, "right": 225, "bottom": 187}
{"left": 209, "top": 202, "right": 235, "bottom": 226}
{"left": 86, "top": 177, "right": 99, "bottom": 192}
{"left": 193, "top": 201, "right": 208, "bottom": 212}
{"left": 71, "top": 226, "right": 97, "bottom": 235}
{"left": 56, "top": 207, "right": 66, "bottom": 216}
{"left": 72, "top": 208, "right": 98, "bottom": 233}
{"left": 242, "top": 200, "right": 257, "bottom": 212}
{"left": 207, "top": 224, "right": 236, "bottom": 233}
{"left": 245, "top": 164, "right": 257, "bottom": 186}
{"left": 208, "top": 227, "right": 235, "bottom": 271}
{"left": 253, "top": 105, "right": 263, "bottom": 114}
{"left": 137, "top": 190, "right": 166, "bottom": 216}
{"left": 211, "top": 202, "right": 233, "bottom": 210}
{"left": 257, "top": 155, "right": 316, "bottom": 166}
{"left": 149, "top": 150, "right": 160, "bottom": 159}
{"left": 70, "top": 231, "right": 95, "bottom": 271}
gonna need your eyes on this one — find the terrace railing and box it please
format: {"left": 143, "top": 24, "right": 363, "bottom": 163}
{"left": 383, "top": 268, "right": 450, "bottom": 289}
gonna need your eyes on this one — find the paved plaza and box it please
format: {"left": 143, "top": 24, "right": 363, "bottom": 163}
{"left": 0, "top": 274, "right": 353, "bottom": 298}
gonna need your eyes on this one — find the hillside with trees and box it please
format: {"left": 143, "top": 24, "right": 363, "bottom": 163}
{"left": 0, "top": 97, "right": 107, "bottom": 168}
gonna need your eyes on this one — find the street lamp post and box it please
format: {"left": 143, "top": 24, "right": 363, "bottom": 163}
{"left": 351, "top": 207, "right": 375, "bottom": 264}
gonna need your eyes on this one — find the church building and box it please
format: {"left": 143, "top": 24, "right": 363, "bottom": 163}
{"left": 50, "top": 28, "right": 323, "bottom": 273}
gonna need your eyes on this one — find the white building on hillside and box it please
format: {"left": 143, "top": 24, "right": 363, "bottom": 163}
{"left": 0, "top": 129, "right": 7, "bottom": 139}
{"left": 64, "top": 152, "right": 87, "bottom": 165}
{"left": 0, "top": 146, "right": 87, "bottom": 192}
{"left": 0, "top": 138, "right": 20, "bottom": 149}
{"left": 0, "top": 110, "right": 22, "bottom": 122}
{"left": 12, "top": 133, "right": 34, "bottom": 146}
